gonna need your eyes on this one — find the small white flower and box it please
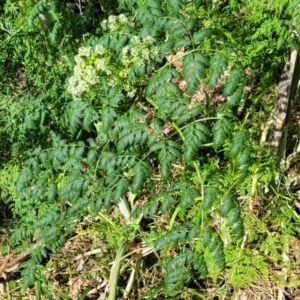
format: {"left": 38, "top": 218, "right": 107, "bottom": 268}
{"left": 144, "top": 36, "right": 154, "bottom": 44}
{"left": 101, "top": 19, "right": 108, "bottom": 30}
{"left": 68, "top": 76, "right": 77, "bottom": 90}
{"left": 105, "top": 69, "right": 112, "bottom": 75}
{"left": 130, "top": 47, "right": 138, "bottom": 56}
{"left": 84, "top": 65, "right": 98, "bottom": 85}
{"left": 94, "top": 44, "right": 106, "bottom": 55}
{"left": 108, "top": 15, "right": 117, "bottom": 24}
{"left": 107, "top": 76, "right": 118, "bottom": 87}
{"left": 118, "top": 14, "right": 128, "bottom": 24}
{"left": 127, "top": 89, "right": 136, "bottom": 99}
{"left": 74, "top": 65, "right": 83, "bottom": 76}
{"left": 123, "top": 84, "right": 130, "bottom": 91}
{"left": 122, "top": 46, "right": 130, "bottom": 56}
{"left": 74, "top": 54, "right": 83, "bottom": 64}
{"left": 136, "top": 59, "right": 145, "bottom": 68}
{"left": 119, "top": 69, "right": 129, "bottom": 78}
{"left": 108, "top": 23, "right": 116, "bottom": 31}
{"left": 78, "top": 46, "right": 92, "bottom": 57}
{"left": 150, "top": 47, "right": 159, "bottom": 59}
{"left": 141, "top": 49, "right": 150, "bottom": 60}
{"left": 94, "top": 58, "right": 107, "bottom": 70}
{"left": 68, "top": 76, "right": 89, "bottom": 98}
{"left": 108, "top": 15, "right": 117, "bottom": 30}
{"left": 130, "top": 36, "right": 140, "bottom": 44}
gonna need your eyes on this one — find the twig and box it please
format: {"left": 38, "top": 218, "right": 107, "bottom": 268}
{"left": 0, "top": 254, "right": 12, "bottom": 278}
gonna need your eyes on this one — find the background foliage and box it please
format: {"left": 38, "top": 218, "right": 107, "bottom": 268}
{"left": 0, "top": 0, "right": 300, "bottom": 298}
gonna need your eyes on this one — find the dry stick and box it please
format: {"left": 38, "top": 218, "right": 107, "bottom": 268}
{"left": 260, "top": 50, "right": 300, "bottom": 159}
{"left": 0, "top": 243, "right": 39, "bottom": 277}
{"left": 0, "top": 254, "right": 12, "bottom": 277}
{"left": 277, "top": 50, "right": 300, "bottom": 162}
{"left": 5, "top": 281, "right": 12, "bottom": 300}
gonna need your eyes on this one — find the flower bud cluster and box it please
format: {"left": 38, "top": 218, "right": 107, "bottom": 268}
{"left": 121, "top": 36, "right": 158, "bottom": 71}
{"left": 101, "top": 14, "right": 131, "bottom": 31}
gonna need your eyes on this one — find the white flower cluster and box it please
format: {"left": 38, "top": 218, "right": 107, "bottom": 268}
{"left": 67, "top": 16, "right": 158, "bottom": 100}
{"left": 121, "top": 35, "right": 158, "bottom": 69}
{"left": 68, "top": 45, "right": 111, "bottom": 99}
{"left": 101, "top": 14, "right": 130, "bottom": 31}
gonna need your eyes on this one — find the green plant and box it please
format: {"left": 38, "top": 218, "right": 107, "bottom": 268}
{"left": 1, "top": 0, "right": 300, "bottom": 298}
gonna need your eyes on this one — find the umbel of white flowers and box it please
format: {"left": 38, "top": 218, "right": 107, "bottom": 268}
{"left": 68, "top": 14, "right": 158, "bottom": 100}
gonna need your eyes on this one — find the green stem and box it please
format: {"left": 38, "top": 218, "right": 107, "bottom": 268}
{"left": 146, "top": 97, "right": 158, "bottom": 109}
{"left": 193, "top": 161, "right": 205, "bottom": 232}
{"left": 172, "top": 121, "right": 185, "bottom": 141}
{"left": 98, "top": 211, "right": 116, "bottom": 227}
{"left": 169, "top": 206, "right": 182, "bottom": 229}
{"left": 180, "top": 117, "right": 221, "bottom": 130}
{"left": 93, "top": 138, "right": 111, "bottom": 179}
{"left": 108, "top": 243, "right": 130, "bottom": 300}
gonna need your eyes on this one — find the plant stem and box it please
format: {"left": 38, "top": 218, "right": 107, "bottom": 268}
{"left": 108, "top": 243, "right": 130, "bottom": 300}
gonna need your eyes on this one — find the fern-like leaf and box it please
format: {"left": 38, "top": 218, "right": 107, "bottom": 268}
{"left": 227, "top": 206, "right": 241, "bottom": 226}
{"left": 174, "top": 36, "right": 192, "bottom": 49}
{"left": 50, "top": 22, "right": 62, "bottom": 45}
{"left": 165, "top": 0, "right": 184, "bottom": 14}
{"left": 213, "top": 243, "right": 225, "bottom": 270}
{"left": 183, "top": 122, "right": 210, "bottom": 162}
{"left": 131, "top": 161, "right": 151, "bottom": 193}
{"left": 231, "top": 219, "right": 244, "bottom": 242}
{"left": 228, "top": 130, "right": 249, "bottom": 158}
{"left": 193, "top": 28, "right": 213, "bottom": 45}
{"left": 47, "top": 183, "right": 57, "bottom": 203}
{"left": 114, "top": 177, "right": 129, "bottom": 202}
{"left": 202, "top": 186, "right": 220, "bottom": 211}
{"left": 193, "top": 254, "right": 208, "bottom": 278}
{"left": 21, "top": 259, "right": 37, "bottom": 287}
{"left": 155, "top": 225, "right": 188, "bottom": 250}
{"left": 151, "top": 140, "right": 181, "bottom": 179}
{"left": 66, "top": 102, "right": 87, "bottom": 135}
{"left": 203, "top": 227, "right": 215, "bottom": 247}
{"left": 227, "top": 86, "right": 244, "bottom": 106}
{"left": 164, "top": 250, "right": 193, "bottom": 293}
{"left": 179, "top": 188, "right": 199, "bottom": 209}
{"left": 160, "top": 193, "right": 176, "bottom": 214}
{"left": 176, "top": 104, "right": 203, "bottom": 126}
{"left": 86, "top": 149, "right": 97, "bottom": 166}
{"left": 167, "top": 19, "right": 187, "bottom": 39}
{"left": 208, "top": 53, "right": 228, "bottom": 89}
{"left": 222, "top": 69, "right": 243, "bottom": 96}
{"left": 83, "top": 107, "right": 98, "bottom": 132}
{"left": 236, "top": 146, "right": 251, "bottom": 166}
{"left": 212, "top": 118, "right": 233, "bottom": 150}
{"left": 117, "top": 123, "right": 148, "bottom": 153}
{"left": 155, "top": 82, "right": 184, "bottom": 120}
{"left": 220, "top": 194, "right": 235, "bottom": 217}
{"left": 102, "top": 108, "right": 117, "bottom": 131}
{"left": 183, "top": 52, "right": 208, "bottom": 95}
